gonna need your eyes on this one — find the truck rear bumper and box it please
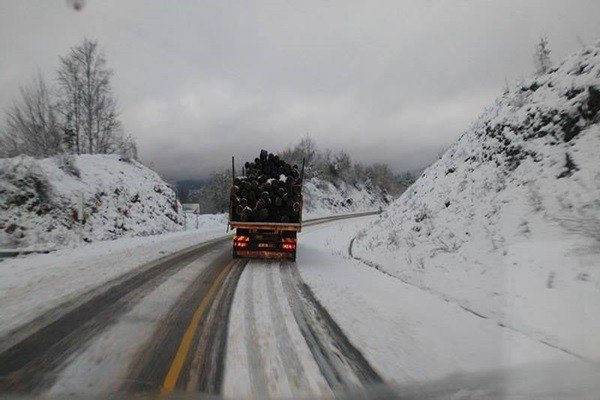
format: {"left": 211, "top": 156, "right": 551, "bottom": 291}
{"left": 229, "top": 221, "right": 302, "bottom": 232}
{"left": 233, "top": 249, "right": 295, "bottom": 260}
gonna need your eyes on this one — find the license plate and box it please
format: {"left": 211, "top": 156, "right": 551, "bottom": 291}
{"left": 258, "top": 243, "right": 273, "bottom": 248}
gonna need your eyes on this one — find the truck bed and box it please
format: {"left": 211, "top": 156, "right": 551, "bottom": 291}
{"left": 229, "top": 220, "right": 302, "bottom": 232}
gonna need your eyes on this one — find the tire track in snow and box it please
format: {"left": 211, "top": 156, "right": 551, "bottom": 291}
{"left": 0, "top": 213, "right": 381, "bottom": 396}
{"left": 185, "top": 259, "right": 246, "bottom": 393}
{"left": 123, "top": 213, "right": 380, "bottom": 397}
{"left": 280, "top": 261, "right": 384, "bottom": 393}
{"left": 0, "top": 239, "right": 229, "bottom": 393}
{"left": 243, "top": 266, "right": 270, "bottom": 399}
{"left": 265, "top": 265, "right": 311, "bottom": 393}
{"left": 123, "top": 252, "right": 243, "bottom": 393}
{"left": 0, "top": 235, "right": 231, "bottom": 357}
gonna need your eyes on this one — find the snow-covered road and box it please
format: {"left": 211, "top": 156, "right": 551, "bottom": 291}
{"left": 296, "top": 218, "right": 583, "bottom": 382}
{"left": 0, "top": 213, "right": 595, "bottom": 399}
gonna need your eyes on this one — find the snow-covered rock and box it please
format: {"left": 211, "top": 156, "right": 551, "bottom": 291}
{"left": 354, "top": 43, "right": 600, "bottom": 360}
{"left": 0, "top": 154, "right": 184, "bottom": 249}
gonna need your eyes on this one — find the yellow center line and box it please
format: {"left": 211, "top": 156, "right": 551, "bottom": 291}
{"left": 158, "top": 212, "right": 374, "bottom": 396}
{"left": 160, "top": 259, "right": 237, "bottom": 396}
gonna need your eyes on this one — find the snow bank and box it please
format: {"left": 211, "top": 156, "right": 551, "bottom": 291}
{"left": 0, "top": 154, "right": 184, "bottom": 249}
{"left": 354, "top": 43, "right": 600, "bottom": 360}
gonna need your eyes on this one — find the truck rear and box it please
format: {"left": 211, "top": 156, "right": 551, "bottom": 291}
{"left": 230, "top": 220, "right": 301, "bottom": 261}
{"left": 228, "top": 150, "right": 304, "bottom": 261}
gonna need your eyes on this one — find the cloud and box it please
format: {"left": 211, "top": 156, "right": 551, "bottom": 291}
{"left": 1, "top": 0, "right": 600, "bottom": 179}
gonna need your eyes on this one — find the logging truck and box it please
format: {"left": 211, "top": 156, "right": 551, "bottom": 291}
{"left": 228, "top": 151, "right": 304, "bottom": 261}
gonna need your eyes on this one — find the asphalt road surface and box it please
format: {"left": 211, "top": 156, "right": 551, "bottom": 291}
{"left": 0, "top": 212, "right": 392, "bottom": 398}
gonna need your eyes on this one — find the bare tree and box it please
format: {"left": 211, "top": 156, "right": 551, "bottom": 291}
{"left": 56, "top": 38, "right": 133, "bottom": 155}
{"left": 332, "top": 150, "right": 352, "bottom": 182}
{"left": 57, "top": 53, "right": 83, "bottom": 154}
{"left": 534, "top": 35, "right": 552, "bottom": 75}
{"left": 0, "top": 74, "right": 62, "bottom": 157}
{"left": 279, "top": 134, "right": 317, "bottom": 176}
{"left": 365, "top": 163, "right": 396, "bottom": 192}
{"left": 115, "top": 133, "right": 138, "bottom": 160}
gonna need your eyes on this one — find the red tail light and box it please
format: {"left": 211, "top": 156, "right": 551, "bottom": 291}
{"left": 282, "top": 237, "right": 296, "bottom": 250}
{"left": 234, "top": 235, "right": 250, "bottom": 248}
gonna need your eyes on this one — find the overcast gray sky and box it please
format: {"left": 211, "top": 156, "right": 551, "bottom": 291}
{"left": 1, "top": 1, "right": 600, "bottom": 180}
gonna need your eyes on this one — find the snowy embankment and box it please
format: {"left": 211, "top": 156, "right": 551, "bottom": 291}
{"left": 302, "top": 177, "right": 390, "bottom": 218}
{"left": 354, "top": 43, "right": 600, "bottom": 361}
{"left": 0, "top": 154, "right": 184, "bottom": 249}
{"left": 298, "top": 217, "right": 580, "bottom": 391}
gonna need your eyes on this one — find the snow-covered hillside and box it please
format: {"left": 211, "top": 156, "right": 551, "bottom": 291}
{"left": 354, "top": 43, "right": 600, "bottom": 360}
{"left": 0, "top": 152, "right": 386, "bottom": 250}
{"left": 0, "top": 154, "right": 184, "bottom": 249}
{"left": 302, "top": 177, "right": 391, "bottom": 218}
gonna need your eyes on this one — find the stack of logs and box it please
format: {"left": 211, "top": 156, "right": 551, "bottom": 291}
{"left": 230, "top": 150, "right": 303, "bottom": 223}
